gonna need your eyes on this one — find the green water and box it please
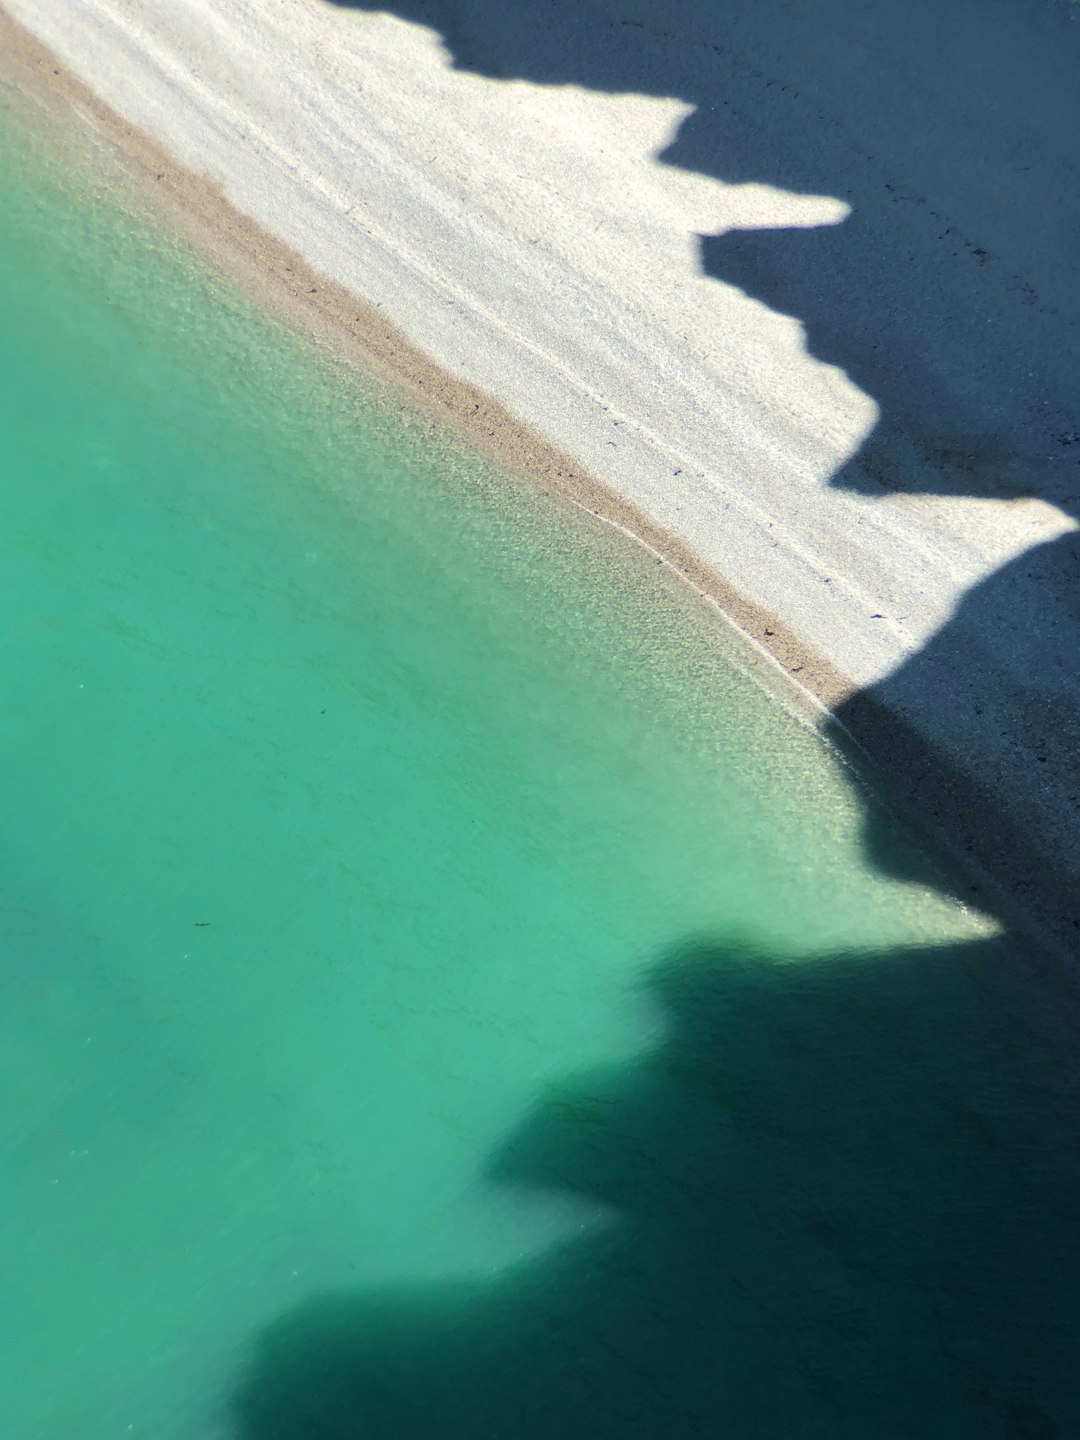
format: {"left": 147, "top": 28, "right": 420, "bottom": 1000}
{"left": 2, "top": 99, "right": 1077, "bottom": 1438}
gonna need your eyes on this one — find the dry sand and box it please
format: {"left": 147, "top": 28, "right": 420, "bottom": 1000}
{"left": 2, "top": 0, "right": 1078, "bottom": 950}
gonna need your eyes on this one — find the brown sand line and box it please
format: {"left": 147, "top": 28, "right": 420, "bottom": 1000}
{"left": 1, "top": 7, "right": 1074, "bottom": 960}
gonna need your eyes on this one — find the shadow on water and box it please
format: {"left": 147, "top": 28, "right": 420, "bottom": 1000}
{"left": 233, "top": 931, "right": 1080, "bottom": 1437}
{"left": 317, "top": 0, "right": 1080, "bottom": 926}
{"left": 229, "top": 3, "right": 1080, "bottom": 1433}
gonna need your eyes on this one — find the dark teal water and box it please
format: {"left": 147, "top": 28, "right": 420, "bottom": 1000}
{"left": 2, "top": 100, "right": 1077, "bottom": 1438}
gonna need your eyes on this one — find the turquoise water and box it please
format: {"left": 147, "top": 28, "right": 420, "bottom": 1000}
{"left": 2, "top": 101, "right": 1078, "bottom": 1437}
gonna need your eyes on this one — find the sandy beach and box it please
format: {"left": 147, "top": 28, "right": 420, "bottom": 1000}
{"left": 3, "top": 0, "right": 1078, "bottom": 948}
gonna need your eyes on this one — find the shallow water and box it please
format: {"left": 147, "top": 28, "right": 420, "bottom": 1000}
{"left": 2, "top": 98, "right": 1077, "bottom": 1438}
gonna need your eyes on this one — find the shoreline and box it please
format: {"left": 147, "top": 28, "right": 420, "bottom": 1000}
{"left": 2, "top": 4, "right": 1077, "bottom": 958}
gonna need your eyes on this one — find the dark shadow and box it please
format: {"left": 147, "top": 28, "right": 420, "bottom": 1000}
{"left": 319, "top": 0, "right": 1080, "bottom": 934}
{"left": 233, "top": 933, "right": 1080, "bottom": 1437}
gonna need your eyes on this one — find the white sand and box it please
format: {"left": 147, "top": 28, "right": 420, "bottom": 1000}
{"left": 4, "top": 0, "right": 1079, "bottom": 935}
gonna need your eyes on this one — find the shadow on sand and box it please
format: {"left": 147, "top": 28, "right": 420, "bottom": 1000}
{"left": 229, "top": 5, "right": 1080, "bottom": 1434}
